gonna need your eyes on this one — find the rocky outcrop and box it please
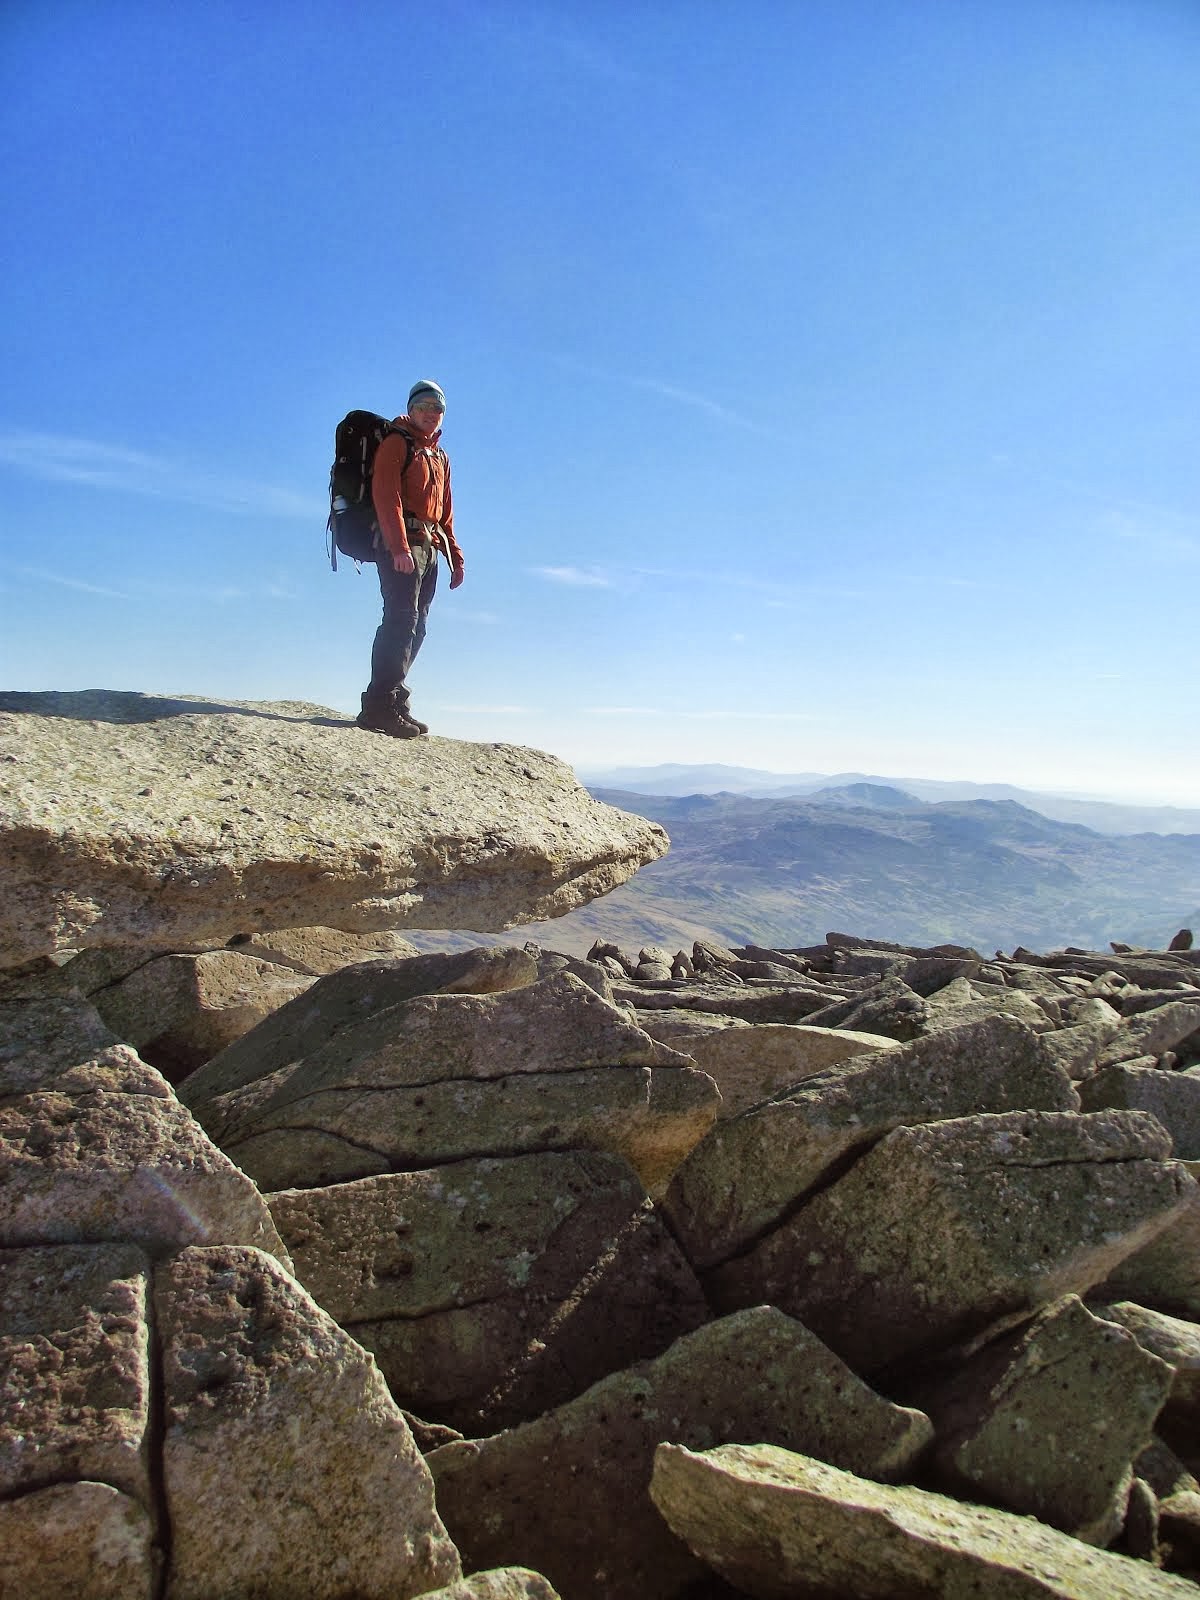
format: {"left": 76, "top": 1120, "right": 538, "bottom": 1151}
{"left": 428, "top": 1307, "right": 932, "bottom": 1600}
{"left": 0, "top": 691, "right": 668, "bottom": 967}
{"left": 663, "top": 1015, "right": 1079, "bottom": 1272}
{"left": 908, "top": 1294, "right": 1173, "bottom": 1545}
{"left": 650, "top": 1443, "right": 1200, "bottom": 1598}
{"left": 707, "top": 1109, "right": 1194, "bottom": 1373}
{"left": 86, "top": 948, "right": 314, "bottom": 1081}
{"left": 0, "top": 1241, "right": 461, "bottom": 1600}
{"left": 268, "top": 1150, "right": 709, "bottom": 1432}
{"left": 8, "top": 849, "right": 1200, "bottom": 1598}
{"left": 185, "top": 971, "right": 720, "bottom": 1197}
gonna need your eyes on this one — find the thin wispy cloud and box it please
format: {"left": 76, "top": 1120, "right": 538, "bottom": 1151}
{"left": 18, "top": 566, "right": 130, "bottom": 599}
{"left": 531, "top": 566, "right": 612, "bottom": 587}
{"left": 547, "top": 356, "right": 777, "bottom": 437}
{"left": 0, "top": 429, "right": 321, "bottom": 520}
{"left": 624, "top": 376, "right": 742, "bottom": 426}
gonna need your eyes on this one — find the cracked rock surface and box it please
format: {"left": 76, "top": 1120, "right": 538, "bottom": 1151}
{"left": 707, "top": 1108, "right": 1196, "bottom": 1372}
{"left": 650, "top": 1442, "right": 1200, "bottom": 1599}
{"left": 269, "top": 1149, "right": 708, "bottom": 1432}
{"left": 188, "top": 972, "right": 720, "bottom": 1197}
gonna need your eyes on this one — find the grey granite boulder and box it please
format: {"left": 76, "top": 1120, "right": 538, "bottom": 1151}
{"left": 157, "top": 1244, "right": 460, "bottom": 1600}
{"left": 191, "top": 975, "right": 719, "bottom": 1197}
{"left": 910, "top": 1294, "right": 1172, "bottom": 1545}
{"left": 0, "top": 1243, "right": 152, "bottom": 1506}
{"left": 0, "top": 1088, "right": 290, "bottom": 1263}
{"left": 179, "top": 944, "right": 539, "bottom": 1109}
{"left": 664, "top": 1015, "right": 1078, "bottom": 1272}
{"left": 650, "top": 1442, "right": 1200, "bottom": 1599}
{"left": 799, "top": 974, "right": 929, "bottom": 1040}
{"left": 89, "top": 948, "right": 313, "bottom": 1080}
{"left": 268, "top": 1150, "right": 709, "bottom": 1431}
{"left": 922, "top": 976, "right": 1053, "bottom": 1034}
{"left": 1096, "top": 1301, "right": 1200, "bottom": 1456}
{"left": 1041, "top": 998, "right": 1125, "bottom": 1080}
{"left": 708, "top": 1110, "right": 1195, "bottom": 1373}
{"left": 633, "top": 1020, "right": 898, "bottom": 1120}
{"left": 421, "top": 1575, "right": 561, "bottom": 1600}
{"left": 0, "top": 691, "right": 668, "bottom": 968}
{"left": 1098, "top": 1160, "right": 1200, "bottom": 1319}
{"left": 0, "top": 992, "right": 171, "bottom": 1098}
{"left": 1080, "top": 1064, "right": 1200, "bottom": 1157}
{"left": 428, "top": 1306, "right": 931, "bottom": 1600}
{"left": 1096, "top": 1001, "right": 1200, "bottom": 1068}
{"left": 0, "top": 1481, "right": 155, "bottom": 1600}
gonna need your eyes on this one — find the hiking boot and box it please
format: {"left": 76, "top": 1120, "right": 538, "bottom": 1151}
{"left": 392, "top": 696, "right": 428, "bottom": 734}
{"left": 356, "top": 694, "right": 421, "bottom": 739}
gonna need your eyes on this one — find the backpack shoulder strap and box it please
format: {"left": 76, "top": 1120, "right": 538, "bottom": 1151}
{"left": 387, "top": 423, "right": 417, "bottom": 476}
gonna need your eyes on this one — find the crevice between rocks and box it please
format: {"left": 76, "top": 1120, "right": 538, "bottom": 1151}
{"left": 249, "top": 1125, "right": 637, "bottom": 1185}
{"left": 145, "top": 1262, "right": 172, "bottom": 1600}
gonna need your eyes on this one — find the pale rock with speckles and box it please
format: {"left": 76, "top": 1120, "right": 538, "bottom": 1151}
{"left": 0, "top": 691, "right": 668, "bottom": 968}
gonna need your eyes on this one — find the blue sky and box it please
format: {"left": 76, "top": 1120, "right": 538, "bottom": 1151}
{"left": 2, "top": 0, "right": 1197, "bottom": 804}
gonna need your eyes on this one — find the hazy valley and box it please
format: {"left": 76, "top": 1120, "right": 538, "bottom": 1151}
{"left": 437, "top": 772, "right": 1200, "bottom": 959}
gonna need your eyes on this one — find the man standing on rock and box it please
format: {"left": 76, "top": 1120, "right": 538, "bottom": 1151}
{"left": 356, "top": 380, "right": 465, "bottom": 738}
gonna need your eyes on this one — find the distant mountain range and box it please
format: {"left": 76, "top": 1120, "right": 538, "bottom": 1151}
{"left": 419, "top": 779, "right": 1199, "bottom": 961}
{"left": 575, "top": 764, "right": 1200, "bottom": 838}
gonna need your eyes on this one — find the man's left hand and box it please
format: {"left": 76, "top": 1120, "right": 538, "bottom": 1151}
{"left": 450, "top": 562, "right": 465, "bottom": 590}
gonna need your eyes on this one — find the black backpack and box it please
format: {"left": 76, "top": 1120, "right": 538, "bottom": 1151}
{"left": 326, "top": 410, "right": 416, "bottom": 569}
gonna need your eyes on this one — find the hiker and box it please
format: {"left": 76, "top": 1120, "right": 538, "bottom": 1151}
{"left": 356, "top": 379, "right": 465, "bottom": 737}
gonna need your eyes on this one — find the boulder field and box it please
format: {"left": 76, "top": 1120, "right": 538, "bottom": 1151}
{"left": 4, "top": 713, "right": 1200, "bottom": 1597}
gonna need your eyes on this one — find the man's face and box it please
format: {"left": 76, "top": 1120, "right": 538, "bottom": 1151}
{"left": 411, "top": 401, "right": 445, "bottom": 431}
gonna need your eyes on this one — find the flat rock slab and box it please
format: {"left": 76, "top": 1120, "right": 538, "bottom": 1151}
{"left": 708, "top": 1109, "right": 1196, "bottom": 1373}
{"left": 0, "top": 1089, "right": 290, "bottom": 1263}
{"left": 0, "top": 691, "right": 668, "bottom": 967}
{"left": 1098, "top": 1301, "right": 1200, "bottom": 1449}
{"left": 665, "top": 1015, "right": 1078, "bottom": 1272}
{"left": 0, "top": 1243, "right": 152, "bottom": 1505}
{"left": 428, "top": 1305, "right": 931, "bottom": 1600}
{"left": 650, "top": 1443, "right": 1200, "bottom": 1599}
{"left": 269, "top": 1151, "right": 709, "bottom": 1432}
{"left": 192, "top": 975, "right": 719, "bottom": 1197}
{"left": 225, "top": 926, "right": 422, "bottom": 974}
{"left": 912, "top": 1294, "right": 1173, "bottom": 1546}
{"left": 157, "top": 1244, "right": 461, "bottom": 1600}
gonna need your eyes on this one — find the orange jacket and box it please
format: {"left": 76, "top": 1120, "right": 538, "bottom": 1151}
{"left": 371, "top": 415, "right": 463, "bottom": 568}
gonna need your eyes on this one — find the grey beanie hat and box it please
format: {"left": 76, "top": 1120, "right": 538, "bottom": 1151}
{"left": 408, "top": 379, "right": 446, "bottom": 410}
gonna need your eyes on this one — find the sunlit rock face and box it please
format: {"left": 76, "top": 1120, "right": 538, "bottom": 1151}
{"left": 0, "top": 690, "right": 669, "bottom": 968}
